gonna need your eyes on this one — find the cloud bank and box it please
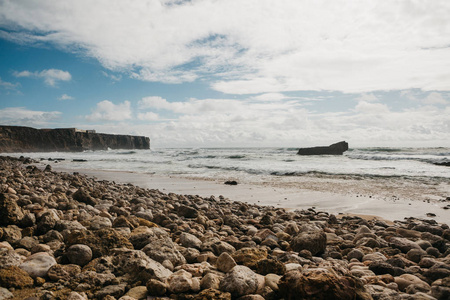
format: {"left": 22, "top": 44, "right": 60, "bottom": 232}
{"left": 13, "top": 69, "right": 72, "bottom": 86}
{"left": 1, "top": 0, "right": 449, "bottom": 94}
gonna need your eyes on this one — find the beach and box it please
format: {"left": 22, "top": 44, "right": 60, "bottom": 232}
{"left": 1, "top": 155, "right": 449, "bottom": 299}
{"left": 39, "top": 160, "right": 450, "bottom": 225}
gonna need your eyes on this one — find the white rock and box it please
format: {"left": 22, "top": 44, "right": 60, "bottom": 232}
{"left": 19, "top": 252, "right": 57, "bottom": 278}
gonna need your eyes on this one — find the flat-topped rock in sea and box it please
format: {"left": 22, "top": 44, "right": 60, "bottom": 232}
{"left": 297, "top": 141, "right": 349, "bottom": 155}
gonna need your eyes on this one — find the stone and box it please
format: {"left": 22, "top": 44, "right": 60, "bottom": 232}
{"left": 112, "top": 249, "right": 172, "bottom": 282}
{"left": 0, "top": 287, "right": 13, "bottom": 300}
{"left": 0, "top": 248, "right": 22, "bottom": 267}
{"left": 365, "top": 284, "right": 401, "bottom": 300}
{"left": 47, "top": 264, "right": 81, "bottom": 281}
{"left": 193, "top": 288, "right": 231, "bottom": 300}
{"left": 142, "top": 229, "right": 186, "bottom": 267}
{"left": 124, "top": 286, "right": 147, "bottom": 300}
{"left": 219, "top": 266, "right": 265, "bottom": 298}
{"left": 216, "top": 252, "right": 237, "bottom": 273}
{"left": 146, "top": 279, "right": 168, "bottom": 296}
{"left": 72, "top": 188, "right": 97, "bottom": 206}
{"left": 67, "top": 292, "right": 88, "bottom": 300}
{"left": 167, "top": 269, "right": 200, "bottom": 293}
{"left": 180, "top": 232, "right": 202, "bottom": 249}
{"left": 66, "top": 244, "right": 93, "bottom": 266}
{"left": 0, "top": 266, "right": 34, "bottom": 288}
{"left": 89, "top": 216, "right": 112, "bottom": 230}
{"left": 369, "top": 261, "right": 404, "bottom": 276}
{"left": 95, "top": 284, "right": 127, "bottom": 299}
{"left": 0, "top": 193, "right": 24, "bottom": 225}
{"left": 254, "top": 259, "right": 286, "bottom": 275}
{"left": 290, "top": 230, "right": 327, "bottom": 256}
{"left": 279, "top": 269, "right": 370, "bottom": 300}
{"left": 2, "top": 225, "right": 22, "bottom": 244}
{"left": 200, "top": 272, "right": 222, "bottom": 290}
{"left": 265, "top": 273, "right": 281, "bottom": 291}
{"left": 406, "top": 248, "right": 427, "bottom": 263}
{"left": 178, "top": 204, "right": 199, "bottom": 218}
{"left": 19, "top": 252, "right": 57, "bottom": 278}
{"left": 362, "top": 252, "right": 387, "bottom": 262}
{"left": 389, "top": 237, "right": 421, "bottom": 253}
{"left": 231, "top": 247, "right": 268, "bottom": 267}
{"left": 347, "top": 248, "right": 364, "bottom": 261}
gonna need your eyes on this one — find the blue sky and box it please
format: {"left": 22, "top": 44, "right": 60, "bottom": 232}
{"left": 1, "top": 0, "right": 449, "bottom": 148}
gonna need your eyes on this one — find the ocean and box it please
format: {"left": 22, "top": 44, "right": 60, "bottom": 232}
{"left": 9, "top": 147, "right": 450, "bottom": 183}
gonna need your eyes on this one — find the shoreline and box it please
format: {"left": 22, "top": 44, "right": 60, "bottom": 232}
{"left": 46, "top": 163, "right": 449, "bottom": 225}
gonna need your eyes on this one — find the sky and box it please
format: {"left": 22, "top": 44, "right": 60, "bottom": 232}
{"left": 0, "top": 0, "right": 449, "bottom": 148}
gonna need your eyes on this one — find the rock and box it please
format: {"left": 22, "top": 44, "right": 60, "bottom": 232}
{"left": 72, "top": 188, "right": 98, "bottom": 206}
{"left": 146, "top": 279, "right": 168, "bottom": 296}
{"left": 141, "top": 228, "right": 186, "bottom": 267}
{"left": 369, "top": 261, "right": 404, "bottom": 276}
{"left": 2, "top": 225, "right": 22, "bottom": 244}
{"left": 279, "top": 269, "right": 370, "bottom": 300}
{"left": 89, "top": 216, "right": 112, "bottom": 230}
{"left": 219, "top": 266, "right": 265, "bottom": 298}
{"left": 19, "top": 252, "right": 57, "bottom": 278}
{"left": 0, "top": 287, "right": 13, "bottom": 300}
{"left": 67, "top": 292, "right": 88, "bottom": 300}
{"left": 254, "top": 259, "right": 286, "bottom": 275}
{"left": 112, "top": 249, "right": 172, "bottom": 282}
{"left": 47, "top": 264, "right": 81, "bottom": 281}
{"left": 231, "top": 247, "right": 267, "bottom": 267}
{"left": 193, "top": 288, "right": 231, "bottom": 300}
{"left": 124, "top": 286, "right": 147, "bottom": 300}
{"left": 265, "top": 273, "right": 281, "bottom": 291}
{"left": 0, "top": 193, "right": 24, "bottom": 225}
{"left": 347, "top": 249, "right": 365, "bottom": 261}
{"left": 66, "top": 244, "right": 93, "bottom": 266}
{"left": 0, "top": 248, "right": 22, "bottom": 267}
{"left": 167, "top": 269, "right": 200, "bottom": 293}
{"left": 0, "top": 266, "right": 34, "bottom": 288}
{"left": 406, "top": 248, "right": 427, "bottom": 263}
{"left": 389, "top": 237, "right": 422, "bottom": 253}
{"left": 180, "top": 232, "right": 202, "bottom": 249}
{"left": 178, "top": 204, "right": 199, "bottom": 218}
{"left": 200, "top": 272, "right": 222, "bottom": 290}
{"left": 362, "top": 252, "right": 387, "bottom": 262}
{"left": 365, "top": 284, "right": 401, "bottom": 300}
{"left": 290, "top": 230, "right": 327, "bottom": 256}
{"left": 66, "top": 228, "right": 133, "bottom": 258}
{"left": 297, "top": 141, "right": 349, "bottom": 155}
{"left": 95, "top": 284, "right": 127, "bottom": 299}
{"left": 216, "top": 252, "right": 237, "bottom": 273}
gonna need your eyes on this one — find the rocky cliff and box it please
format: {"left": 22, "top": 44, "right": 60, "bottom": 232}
{"left": 0, "top": 126, "right": 150, "bottom": 152}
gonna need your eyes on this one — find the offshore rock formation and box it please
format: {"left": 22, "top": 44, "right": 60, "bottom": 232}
{"left": 297, "top": 141, "right": 349, "bottom": 155}
{"left": 0, "top": 126, "right": 150, "bottom": 152}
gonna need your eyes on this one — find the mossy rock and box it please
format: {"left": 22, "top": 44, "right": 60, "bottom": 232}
{"left": 0, "top": 266, "right": 34, "bottom": 288}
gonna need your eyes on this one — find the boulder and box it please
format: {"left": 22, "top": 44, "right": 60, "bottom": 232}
{"left": 19, "top": 252, "right": 57, "bottom": 278}
{"left": 290, "top": 230, "right": 327, "bottom": 256}
{"left": 297, "top": 141, "right": 349, "bottom": 155}
{"left": 0, "top": 193, "right": 24, "bottom": 225}
{"left": 219, "top": 266, "right": 265, "bottom": 297}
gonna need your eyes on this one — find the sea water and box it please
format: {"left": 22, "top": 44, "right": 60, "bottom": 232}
{"left": 8, "top": 147, "right": 450, "bottom": 184}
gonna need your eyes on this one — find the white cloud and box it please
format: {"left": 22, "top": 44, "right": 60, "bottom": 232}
{"left": 424, "top": 92, "right": 448, "bottom": 105}
{"left": 86, "top": 100, "right": 132, "bottom": 121}
{"left": 0, "top": 77, "right": 20, "bottom": 90}
{"left": 0, "top": 107, "right": 61, "bottom": 126}
{"left": 101, "top": 71, "right": 122, "bottom": 81}
{"left": 355, "top": 93, "right": 378, "bottom": 102}
{"left": 13, "top": 69, "right": 72, "bottom": 86}
{"left": 251, "top": 93, "right": 288, "bottom": 102}
{"left": 354, "top": 101, "right": 390, "bottom": 114}
{"left": 58, "top": 94, "right": 74, "bottom": 101}
{"left": 1, "top": 1, "right": 449, "bottom": 93}
{"left": 137, "top": 111, "right": 159, "bottom": 121}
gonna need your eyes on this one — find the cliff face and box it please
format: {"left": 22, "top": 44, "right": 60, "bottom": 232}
{"left": 0, "top": 126, "right": 150, "bottom": 152}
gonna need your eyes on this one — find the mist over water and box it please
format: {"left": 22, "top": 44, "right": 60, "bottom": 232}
{"left": 9, "top": 147, "right": 450, "bottom": 184}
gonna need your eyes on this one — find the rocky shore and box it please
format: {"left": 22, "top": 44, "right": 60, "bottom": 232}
{"left": 0, "top": 156, "right": 449, "bottom": 300}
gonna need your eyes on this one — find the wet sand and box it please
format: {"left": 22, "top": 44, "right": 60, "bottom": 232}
{"left": 49, "top": 165, "right": 450, "bottom": 224}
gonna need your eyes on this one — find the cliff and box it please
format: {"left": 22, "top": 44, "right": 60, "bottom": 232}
{"left": 0, "top": 126, "right": 150, "bottom": 152}
{"left": 297, "top": 141, "right": 349, "bottom": 155}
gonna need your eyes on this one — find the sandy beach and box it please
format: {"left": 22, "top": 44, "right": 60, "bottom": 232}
{"left": 47, "top": 163, "right": 450, "bottom": 225}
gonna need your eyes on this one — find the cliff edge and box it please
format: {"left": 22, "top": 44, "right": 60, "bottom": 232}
{"left": 0, "top": 126, "right": 150, "bottom": 152}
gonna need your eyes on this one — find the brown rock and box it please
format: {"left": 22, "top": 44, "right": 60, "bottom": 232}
{"left": 0, "top": 266, "right": 34, "bottom": 288}
{"left": 231, "top": 247, "right": 268, "bottom": 267}
{"left": 278, "top": 269, "right": 370, "bottom": 300}
{"left": 47, "top": 264, "right": 81, "bottom": 282}
{"left": 193, "top": 288, "right": 231, "bottom": 300}
{"left": 0, "top": 193, "right": 24, "bottom": 226}
{"left": 290, "top": 230, "right": 327, "bottom": 256}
